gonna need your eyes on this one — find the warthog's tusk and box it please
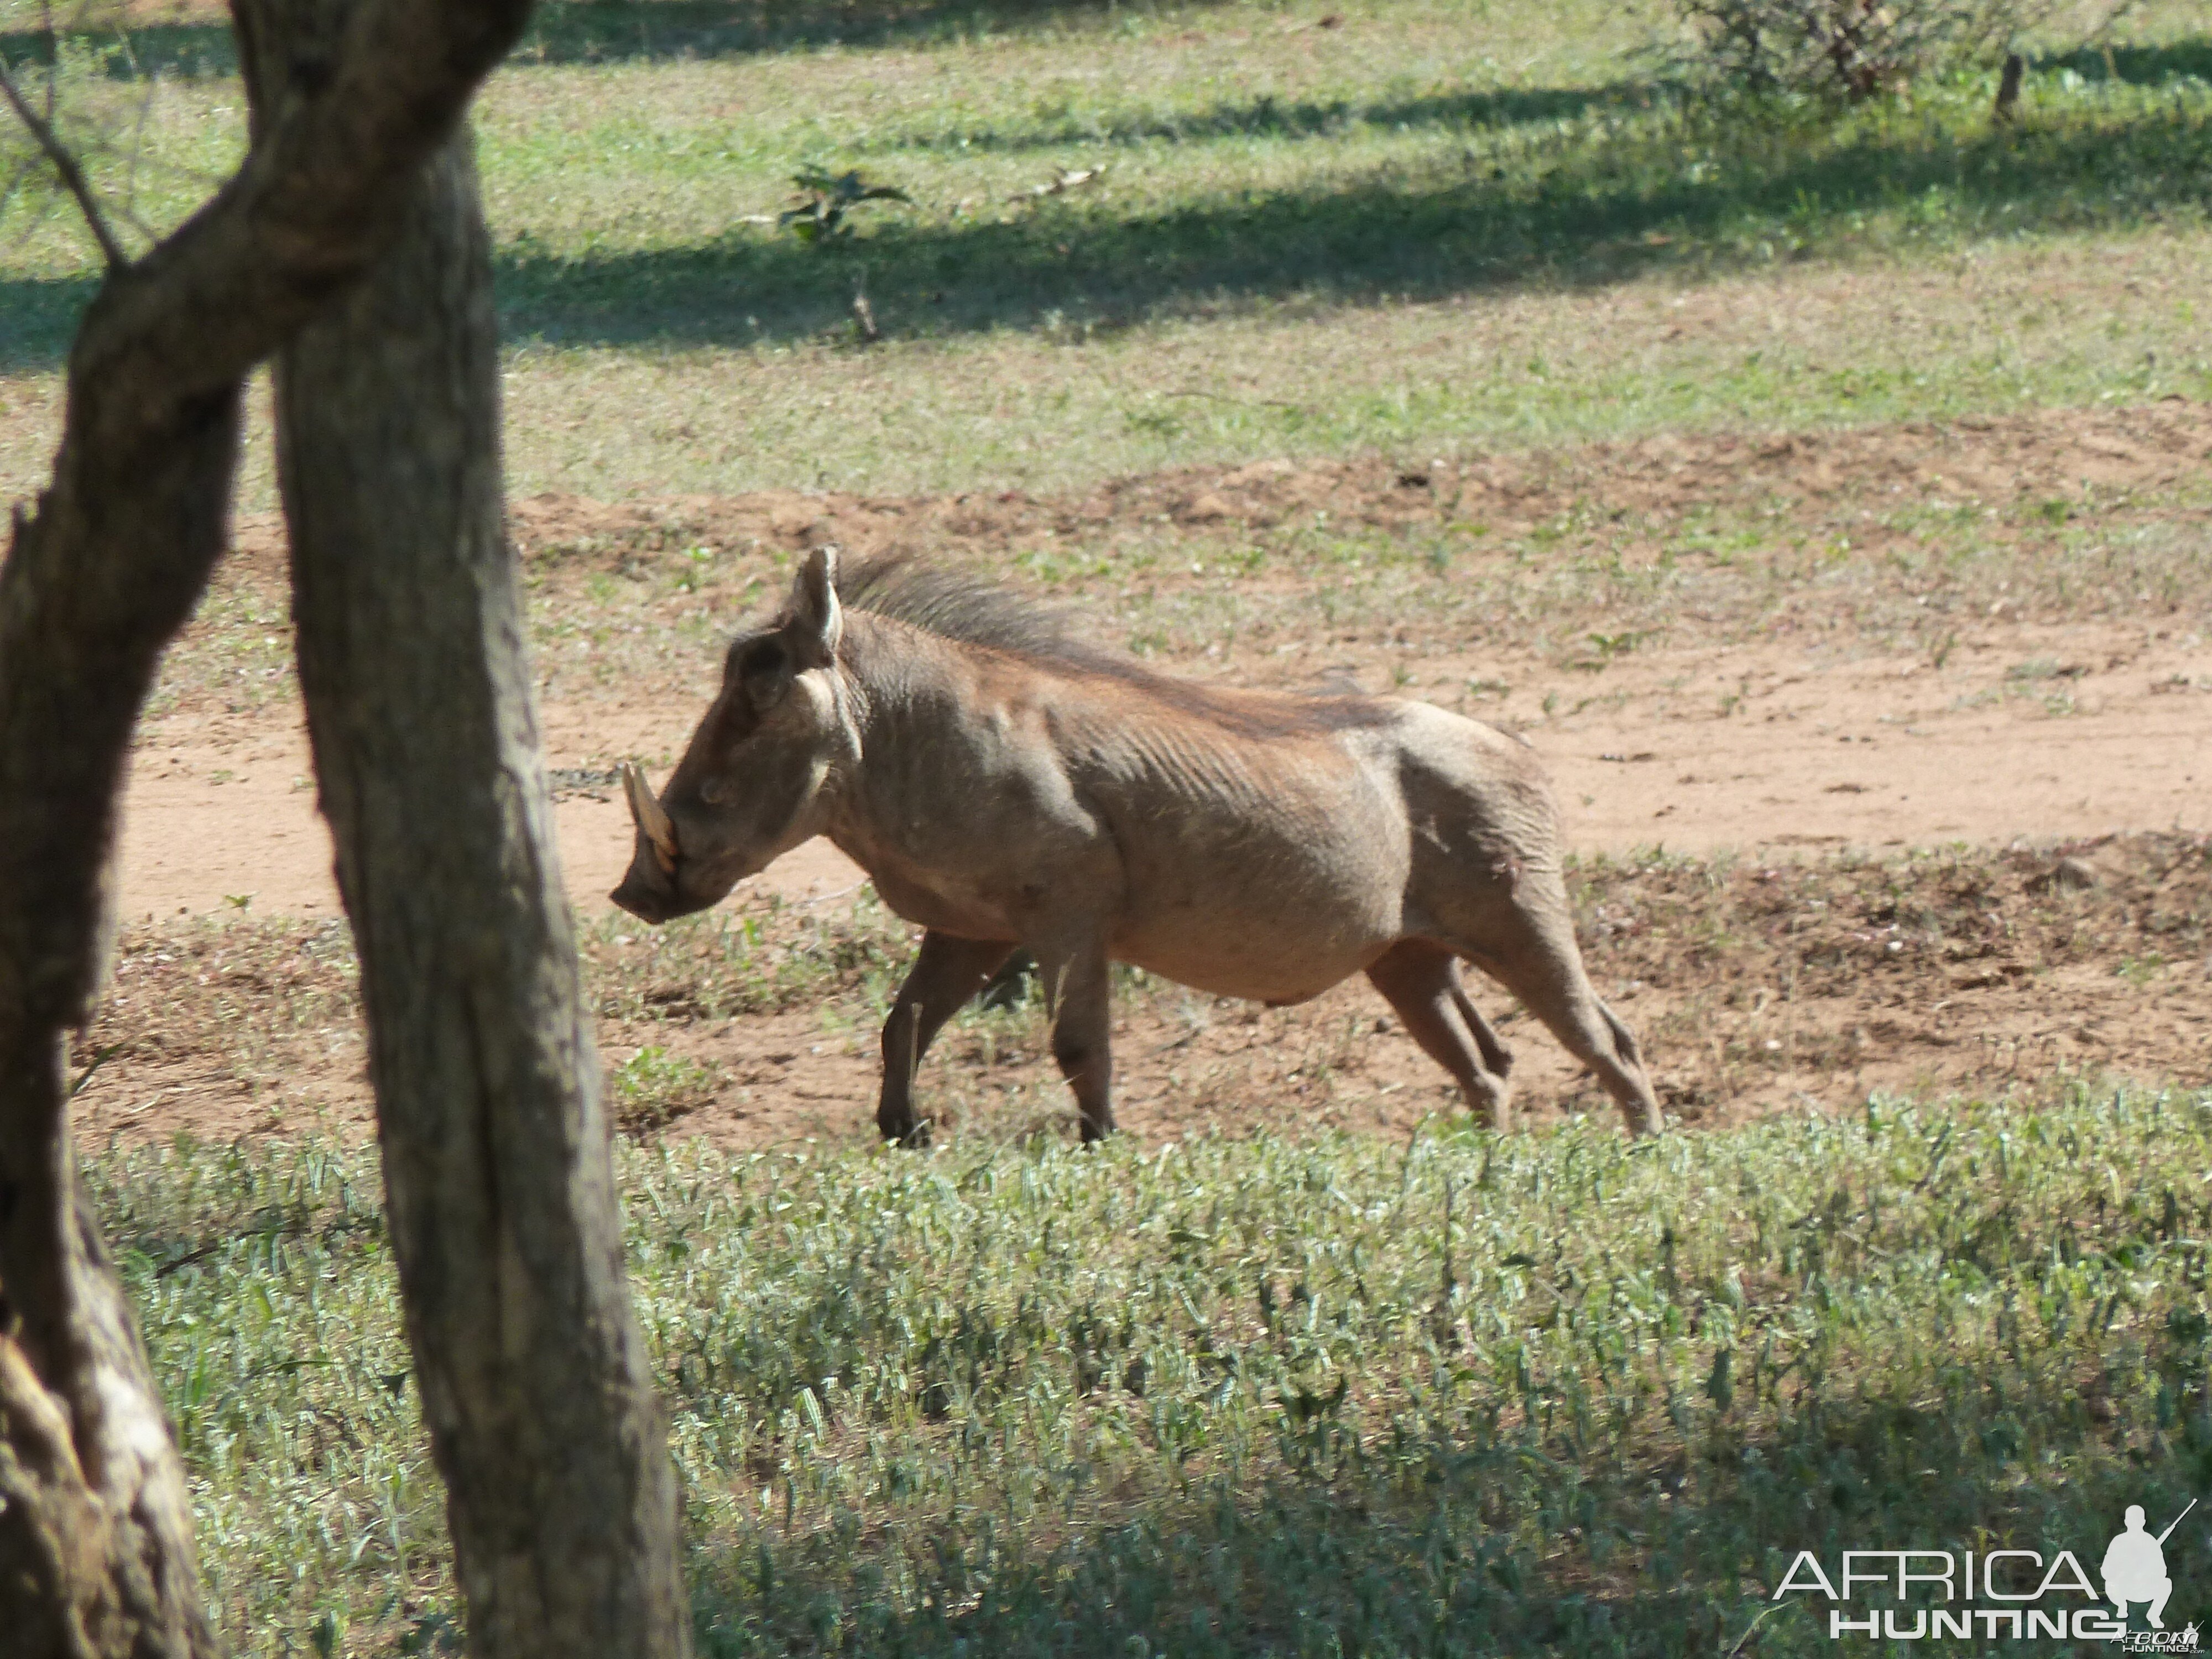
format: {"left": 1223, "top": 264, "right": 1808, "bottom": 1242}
{"left": 622, "top": 761, "right": 679, "bottom": 873}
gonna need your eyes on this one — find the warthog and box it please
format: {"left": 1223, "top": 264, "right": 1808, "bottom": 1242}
{"left": 612, "top": 549, "right": 1660, "bottom": 1142}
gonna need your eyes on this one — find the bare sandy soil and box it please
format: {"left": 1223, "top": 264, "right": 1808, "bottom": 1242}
{"left": 77, "top": 401, "right": 2212, "bottom": 1149}
{"left": 116, "top": 613, "right": 2210, "bottom": 914}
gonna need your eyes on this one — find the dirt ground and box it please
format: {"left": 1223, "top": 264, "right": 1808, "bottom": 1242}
{"left": 75, "top": 401, "right": 2212, "bottom": 1149}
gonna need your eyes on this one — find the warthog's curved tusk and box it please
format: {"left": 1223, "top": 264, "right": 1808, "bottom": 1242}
{"left": 622, "top": 761, "right": 679, "bottom": 874}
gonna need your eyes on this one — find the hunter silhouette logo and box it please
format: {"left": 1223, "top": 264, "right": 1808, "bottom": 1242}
{"left": 2105, "top": 1501, "right": 2193, "bottom": 1630}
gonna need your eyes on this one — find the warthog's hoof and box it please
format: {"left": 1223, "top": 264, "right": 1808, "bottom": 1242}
{"left": 878, "top": 1114, "right": 933, "bottom": 1149}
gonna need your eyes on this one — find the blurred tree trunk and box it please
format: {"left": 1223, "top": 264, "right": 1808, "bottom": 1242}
{"left": 0, "top": 0, "right": 652, "bottom": 1652}
{"left": 240, "top": 8, "right": 692, "bottom": 1655}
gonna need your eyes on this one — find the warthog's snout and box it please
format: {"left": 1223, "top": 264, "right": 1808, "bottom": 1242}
{"left": 609, "top": 865, "right": 712, "bottom": 924}
{"left": 609, "top": 761, "right": 718, "bottom": 923}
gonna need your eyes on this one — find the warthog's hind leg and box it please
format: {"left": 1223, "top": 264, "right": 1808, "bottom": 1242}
{"left": 878, "top": 931, "right": 1018, "bottom": 1145}
{"left": 1365, "top": 940, "right": 1514, "bottom": 1129}
{"left": 1458, "top": 907, "right": 1661, "bottom": 1136}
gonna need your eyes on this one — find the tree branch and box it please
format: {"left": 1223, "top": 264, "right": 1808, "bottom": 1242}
{"left": 0, "top": 57, "right": 127, "bottom": 270}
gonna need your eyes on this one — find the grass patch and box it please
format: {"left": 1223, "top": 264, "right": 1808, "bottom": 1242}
{"left": 3, "top": 3, "right": 2210, "bottom": 500}
{"left": 100, "top": 1086, "right": 2212, "bottom": 1654}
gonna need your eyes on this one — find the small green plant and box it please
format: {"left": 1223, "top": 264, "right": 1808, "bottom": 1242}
{"left": 1585, "top": 628, "right": 1648, "bottom": 661}
{"left": 778, "top": 165, "right": 912, "bottom": 244}
{"left": 609, "top": 1046, "right": 723, "bottom": 1129}
{"left": 671, "top": 545, "right": 716, "bottom": 594}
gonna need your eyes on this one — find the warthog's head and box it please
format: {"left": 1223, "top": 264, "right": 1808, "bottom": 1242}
{"left": 611, "top": 547, "right": 860, "bottom": 923}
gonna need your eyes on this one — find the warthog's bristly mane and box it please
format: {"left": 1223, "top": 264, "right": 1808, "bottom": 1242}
{"left": 838, "top": 554, "right": 1105, "bottom": 668}
{"left": 822, "top": 554, "right": 1391, "bottom": 735}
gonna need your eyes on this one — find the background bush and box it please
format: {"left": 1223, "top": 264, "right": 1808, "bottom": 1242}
{"left": 1668, "top": 0, "right": 2123, "bottom": 97}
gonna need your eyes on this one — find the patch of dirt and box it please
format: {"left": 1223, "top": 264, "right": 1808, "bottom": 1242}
{"left": 72, "top": 833, "right": 2212, "bottom": 1150}
{"left": 110, "top": 611, "right": 2212, "bottom": 921}
{"left": 556, "top": 830, "right": 2212, "bottom": 1147}
{"left": 489, "top": 395, "right": 2212, "bottom": 565}
{"left": 80, "top": 401, "right": 2212, "bottom": 1147}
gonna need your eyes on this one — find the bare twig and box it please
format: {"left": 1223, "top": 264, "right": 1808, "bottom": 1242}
{"left": 1723, "top": 1599, "right": 1786, "bottom": 1656}
{"left": 794, "top": 880, "right": 866, "bottom": 910}
{"left": 0, "top": 56, "right": 127, "bottom": 269}
{"left": 1994, "top": 51, "right": 2023, "bottom": 122}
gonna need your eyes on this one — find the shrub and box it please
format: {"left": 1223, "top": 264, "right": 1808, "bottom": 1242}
{"left": 1667, "top": 0, "right": 2109, "bottom": 98}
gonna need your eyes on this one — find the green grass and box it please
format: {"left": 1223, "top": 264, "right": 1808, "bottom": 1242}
{"left": 3, "top": 2, "right": 2210, "bottom": 502}
{"left": 100, "top": 1086, "right": 2212, "bottom": 1656}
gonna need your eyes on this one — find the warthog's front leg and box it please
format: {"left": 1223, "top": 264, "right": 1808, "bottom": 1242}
{"left": 878, "top": 930, "right": 1017, "bottom": 1144}
{"left": 1038, "top": 935, "right": 1115, "bottom": 1142}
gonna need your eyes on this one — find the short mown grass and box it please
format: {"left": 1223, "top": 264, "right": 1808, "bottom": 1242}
{"left": 3, "top": 2, "right": 2210, "bottom": 502}
{"left": 102, "top": 1084, "right": 2212, "bottom": 1656}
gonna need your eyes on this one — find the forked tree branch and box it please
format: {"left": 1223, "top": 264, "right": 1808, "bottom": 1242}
{"left": 0, "top": 56, "right": 127, "bottom": 269}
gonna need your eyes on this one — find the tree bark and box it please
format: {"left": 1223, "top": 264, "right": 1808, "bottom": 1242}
{"left": 247, "top": 24, "right": 692, "bottom": 1657}
{"left": 0, "top": 0, "right": 533, "bottom": 1652}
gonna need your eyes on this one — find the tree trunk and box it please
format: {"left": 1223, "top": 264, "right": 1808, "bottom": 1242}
{"left": 253, "top": 49, "right": 692, "bottom": 1659}
{"left": 0, "top": 0, "right": 537, "bottom": 1651}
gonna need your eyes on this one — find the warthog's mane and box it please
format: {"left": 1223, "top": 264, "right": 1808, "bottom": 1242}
{"left": 839, "top": 554, "right": 1100, "bottom": 667}
{"left": 830, "top": 555, "right": 1392, "bottom": 736}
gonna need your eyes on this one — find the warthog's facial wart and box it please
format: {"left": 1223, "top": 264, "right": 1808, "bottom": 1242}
{"left": 611, "top": 547, "right": 858, "bottom": 924}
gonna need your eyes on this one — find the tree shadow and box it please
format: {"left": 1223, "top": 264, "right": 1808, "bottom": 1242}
{"left": 2033, "top": 36, "right": 2212, "bottom": 87}
{"left": 7, "top": 9, "right": 2209, "bottom": 81}
{"left": 507, "top": 0, "right": 1240, "bottom": 64}
{"left": 0, "top": 17, "right": 237, "bottom": 77}
{"left": 3, "top": 53, "right": 2206, "bottom": 373}
{"left": 686, "top": 1362, "right": 2211, "bottom": 1656}
{"left": 485, "top": 93, "right": 2212, "bottom": 351}
{"left": 0, "top": 0, "right": 1244, "bottom": 80}
{"left": 858, "top": 82, "right": 1649, "bottom": 156}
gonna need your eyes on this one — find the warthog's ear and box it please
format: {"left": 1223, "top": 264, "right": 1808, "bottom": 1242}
{"left": 787, "top": 546, "right": 844, "bottom": 666}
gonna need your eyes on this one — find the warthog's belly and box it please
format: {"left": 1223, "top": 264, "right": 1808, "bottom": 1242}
{"left": 1099, "top": 773, "right": 1410, "bottom": 1003}
{"left": 1108, "top": 888, "right": 1399, "bottom": 1006}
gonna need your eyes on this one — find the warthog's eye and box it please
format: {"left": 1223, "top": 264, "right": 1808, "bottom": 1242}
{"left": 700, "top": 777, "right": 728, "bottom": 805}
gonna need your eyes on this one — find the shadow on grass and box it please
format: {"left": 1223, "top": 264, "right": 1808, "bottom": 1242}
{"left": 505, "top": 0, "right": 1242, "bottom": 62}
{"left": 689, "top": 1360, "right": 2212, "bottom": 1656}
{"left": 0, "top": 18, "right": 238, "bottom": 78}
{"left": 7, "top": 4, "right": 2210, "bottom": 81}
{"left": 859, "top": 82, "right": 1649, "bottom": 155}
{"left": 487, "top": 93, "right": 2212, "bottom": 350}
{"left": 2036, "top": 36, "right": 2212, "bottom": 87}
{"left": 8, "top": 10, "right": 2209, "bottom": 81}
{"left": 0, "top": 0, "right": 1239, "bottom": 81}
{"left": 2, "top": 59, "right": 2206, "bottom": 372}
